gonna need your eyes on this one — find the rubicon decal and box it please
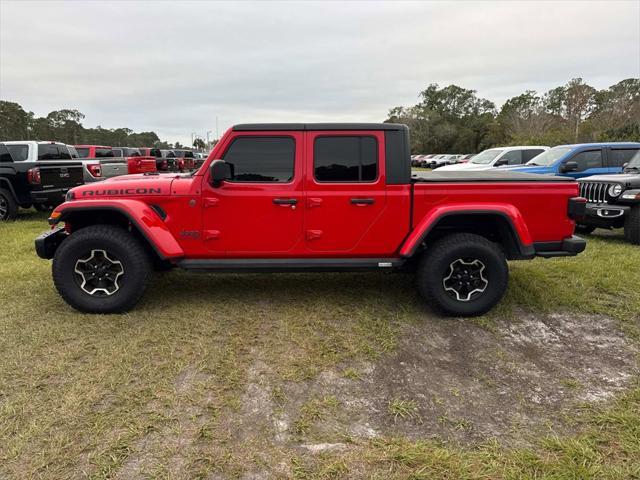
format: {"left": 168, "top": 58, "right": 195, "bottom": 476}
{"left": 82, "top": 188, "right": 162, "bottom": 196}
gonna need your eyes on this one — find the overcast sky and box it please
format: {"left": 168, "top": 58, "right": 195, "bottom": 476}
{"left": 1, "top": 1, "right": 639, "bottom": 145}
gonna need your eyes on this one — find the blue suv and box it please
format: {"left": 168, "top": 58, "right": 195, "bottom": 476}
{"left": 500, "top": 142, "right": 640, "bottom": 179}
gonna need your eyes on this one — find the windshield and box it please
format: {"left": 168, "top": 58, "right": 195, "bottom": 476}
{"left": 526, "top": 146, "right": 572, "bottom": 166}
{"left": 471, "top": 149, "right": 503, "bottom": 165}
{"left": 625, "top": 151, "right": 640, "bottom": 171}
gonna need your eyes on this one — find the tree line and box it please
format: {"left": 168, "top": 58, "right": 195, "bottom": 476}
{"left": 385, "top": 78, "right": 640, "bottom": 154}
{"left": 2, "top": 77, "right": 638, "bottom": 154}
{"left": 0, "top": 101, "right": 178, "bottom": 148}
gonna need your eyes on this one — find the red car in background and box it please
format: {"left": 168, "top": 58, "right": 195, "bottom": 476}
{"left": 172, "top": 149, "right": 196, "bottom": 171}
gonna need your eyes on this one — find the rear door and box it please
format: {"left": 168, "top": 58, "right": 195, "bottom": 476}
{"left": 303, "top": 131, "right": 386, "bottom": 253}
{"left": 201, "top": 132, "right": 304, "bottom": 255}
{"left": 606, "top": 146, "right": 640, "bottom": 173}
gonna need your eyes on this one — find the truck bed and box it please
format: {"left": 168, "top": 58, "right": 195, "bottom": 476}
{"left": 412, "top": 170, "right": 574, "bottom": 182}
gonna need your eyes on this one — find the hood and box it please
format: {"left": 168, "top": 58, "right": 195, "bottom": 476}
{"left": 578, "top": 173, "right": 640, "bottom": 187}
{"left": 69, "top": 173, "right": 179, "bottom": 200}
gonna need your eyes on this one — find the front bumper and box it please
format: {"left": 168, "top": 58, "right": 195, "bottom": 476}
{"left": 579, "top": 202, "right": 630, "bottom": 228}
{"left": 534, "top": 235, "right": 587, "bottom": 258}
{"left": 35, "top": 227, "right": 68, "bottom": 259}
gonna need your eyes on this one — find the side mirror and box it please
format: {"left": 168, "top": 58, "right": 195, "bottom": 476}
{"left": 210, "top": 159, "right": 232, "bottom": 187}
{"left": 494, "top": 158, "right": 508, "bottom": 166}
{"left": 623, "top": 162, "right": 629, "bottom": 168}
{"left": 561, "top": 161, "right": 578, "bottom": 173}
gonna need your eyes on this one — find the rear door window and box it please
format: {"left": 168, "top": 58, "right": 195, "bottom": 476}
{"left": 500, "top": 150, "right": 523, "bottom": 165}
{"left": 76, "top": 147, "right": 90, "bottom": 158}
{"left": 6, "top": 144, "right": 28, "bottom": 161}
{"left": 608, "top": 148, "right": 640, "bottom": 167}
{"left": 571, "top": 150, "right": 603, "bottom": 172}
{"left": 314, "top": 136, "right": 378, "bottom": 182}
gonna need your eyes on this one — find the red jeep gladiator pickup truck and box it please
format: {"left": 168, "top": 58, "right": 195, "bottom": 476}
{"left": 35, "top": 123, "right": 586, "bottom": 316}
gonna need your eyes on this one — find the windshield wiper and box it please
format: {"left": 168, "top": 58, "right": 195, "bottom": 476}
{"left": 527, "top": 162, "right": 540, "bottom": 166}
{"left": 624, "top": 166, "right": 640, "bottom": 173}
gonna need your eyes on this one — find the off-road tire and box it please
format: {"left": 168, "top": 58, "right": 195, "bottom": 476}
{"left": 416, "top": 233, "right": 509, "bottom": 317}
{"left": 52, "top": 225, "right": 151, "bottom": 313}
{"left": 575, "top": 224, "right": 596, "bottom": 235}
{"left": 624, "top": 205, "right": 640, "bottom": 245}
{"left": 0, "top": 188, "right": 18, "bottom": 221}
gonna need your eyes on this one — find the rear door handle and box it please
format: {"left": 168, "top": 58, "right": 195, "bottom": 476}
{"left": 350, "top": 198, "right": 375, "bottom": 205}
{"left": 273, "top": 198, "right": 298, "bottom": 205}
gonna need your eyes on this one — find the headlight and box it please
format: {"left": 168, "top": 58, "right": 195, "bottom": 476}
{"left": 65, "top": 190, "right": 75, "bottom": 201}
{"left": 608, "top": 184, "right": 623, "bottom": 197}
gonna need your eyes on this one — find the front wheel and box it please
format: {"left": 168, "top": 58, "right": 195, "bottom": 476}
{"left": 416, "top": 233, "right": 509, "bottom": 317}
{"left": 0, "top": 188, "right": 18, "bottom": 221}
{"left": 52, "top": 225, "right": 151, "bottom": 313}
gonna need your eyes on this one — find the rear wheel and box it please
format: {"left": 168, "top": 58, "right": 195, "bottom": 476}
{"left": 416, "top": 233, "right": 509, "bottom": 317}
{"left": 624, "top": 206, "right": 640, "bottom": 245}
{"left": 0, "top": 188, "right": 18, "bottom": 221}
{"left": 575, "top": 224, "right": 596, "bottom": 235}
{"left": 52, "top": 225, "right": 151, "bottom": 313}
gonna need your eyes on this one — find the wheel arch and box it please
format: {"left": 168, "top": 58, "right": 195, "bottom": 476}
{"left": 401, "top": 209, "right": 534, "bottom": 260}
{"left": 53, "top": 202, "right": 184, "bottom": 261}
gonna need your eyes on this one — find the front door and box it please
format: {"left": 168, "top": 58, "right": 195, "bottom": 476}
{"left": 303, "top": 131, "right": 386, "bottom": 254}
{"left": 201, "top": 132, "right": 304, "bottom": 256}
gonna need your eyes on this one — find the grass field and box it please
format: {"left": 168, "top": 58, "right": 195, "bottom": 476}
{"left": 1, "top": 211, "right": 639, "bottom": 479}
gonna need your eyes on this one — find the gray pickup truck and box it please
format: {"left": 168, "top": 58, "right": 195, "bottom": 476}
{"left": 71, "top": 145, "right": 129, "bottom": 182}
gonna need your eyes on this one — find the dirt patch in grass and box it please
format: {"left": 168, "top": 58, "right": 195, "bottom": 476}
{"left": 225, "top": 311, "right": 638, "bottom": 451}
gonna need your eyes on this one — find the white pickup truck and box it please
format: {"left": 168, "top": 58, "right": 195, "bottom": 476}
{"left": 437, "top": 146, "right": 549, "bottom": 171}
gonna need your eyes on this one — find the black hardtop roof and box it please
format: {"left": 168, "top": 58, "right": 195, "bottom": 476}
{"left": 232, "top": 123, "right": 408, "bottom": 132}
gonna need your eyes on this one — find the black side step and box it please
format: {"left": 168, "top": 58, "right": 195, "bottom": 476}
{"left": 177, "top": 258, "right": 405, "bottom": 273}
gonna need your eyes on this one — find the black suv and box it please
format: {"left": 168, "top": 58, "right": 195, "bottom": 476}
{"left": 577, "top": 152, "right": 640, "bottom": 244}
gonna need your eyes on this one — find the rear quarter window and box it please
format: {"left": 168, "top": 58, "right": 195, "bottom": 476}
{"left": 0, "top": 145, "right": 13, "bottom": 162}
{"left": 6, "top": 144, "right": 28, "bottom": 161}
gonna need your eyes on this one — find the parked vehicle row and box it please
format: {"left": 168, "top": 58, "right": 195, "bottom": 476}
{"left": 411, "top": 153, "right": 472, "bottom": 168}
{"left": 0, "top": 140, "right": 210, "bottom": 220}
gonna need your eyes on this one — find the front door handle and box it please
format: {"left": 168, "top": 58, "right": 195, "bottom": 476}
{"left": 350, "top": 198, "right": 375, "bottom": 205}
{"left": 273, "top": 198, "right": 298, "bottom": 205}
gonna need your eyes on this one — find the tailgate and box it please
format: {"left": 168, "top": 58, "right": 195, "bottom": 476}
{"left": 37, "top": 161, "right": 84, "bottom": 189}
{"left": 100, "top": 159, "right": 128, "bottom": 178}
{"left": 127, "top": 156, "right": 157, "bottom": 174}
